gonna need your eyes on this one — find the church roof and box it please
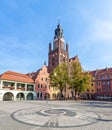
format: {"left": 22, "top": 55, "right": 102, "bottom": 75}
{"left": 69, "top": 55, "right": 79, "bottom": 62}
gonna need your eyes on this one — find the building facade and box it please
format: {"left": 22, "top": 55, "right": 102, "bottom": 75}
{"left": 90, "top": 68, "right": 112, "bottom": 100}
{"left": 0, "top": 71, "right": 36, "bottom": 101}
{"left": 48, "top": 23, "right": 69, "bottom": 73}
{"left": 48, "top": 23, "right": 82, "bottom": 99}
{"left": 29, "top": 64, "right": 60, "bottom": 100}
{"left": 29, "top": 65, "right": 50, "bottom": 100}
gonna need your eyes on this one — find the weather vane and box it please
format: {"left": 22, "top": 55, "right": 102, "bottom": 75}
{"left": 58, "top": 16, "right": 60, "bottom": 25}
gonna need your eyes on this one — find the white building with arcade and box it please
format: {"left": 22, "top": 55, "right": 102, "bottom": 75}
{"left": 0, "top": 71, "right": 36, "bottom": 101}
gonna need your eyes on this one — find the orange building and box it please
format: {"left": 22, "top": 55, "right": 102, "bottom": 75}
{"left": 90, "top": 67, "right": 112, "bottom": 100}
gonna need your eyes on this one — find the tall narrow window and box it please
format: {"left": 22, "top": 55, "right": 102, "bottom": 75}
{"left": 40, "top": 93, "right": 42, "bottom": 98}
{"left": 38, "top": 84, "right": 40, "bottom": 88}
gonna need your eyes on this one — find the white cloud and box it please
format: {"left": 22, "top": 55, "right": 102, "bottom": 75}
{"left": 75, "top": 7, "right": 112, "bottom": 70}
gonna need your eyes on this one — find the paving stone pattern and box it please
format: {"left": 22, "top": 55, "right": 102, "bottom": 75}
{"left": 0, "top": 100, "right": 112, "bottom": 130}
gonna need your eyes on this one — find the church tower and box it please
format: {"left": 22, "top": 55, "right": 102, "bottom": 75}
{"left": 48, "top": 23, "right": 69, "bottom": 73}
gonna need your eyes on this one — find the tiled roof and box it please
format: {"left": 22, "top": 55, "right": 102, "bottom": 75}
{"left": 89, "top": 67, "right": 112, "bottom": 76}
{"left": 27, "top": 66, "right": 49, "bottom": 81}
{"left": 89, "top": 70, "right": 97, "bottom": 76}
{"left": 97, "top": 68, "right": 112, "bottom": 76}
{"left": 27, "top": 69, "right": 41, "bottom": 81}
{"left": 0, "top": 71, "right": 34, "bottom": 83}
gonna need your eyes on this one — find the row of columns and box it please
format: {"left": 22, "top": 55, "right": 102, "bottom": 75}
{"left": 0, "top": 81, "right": 2, "bottom": 89}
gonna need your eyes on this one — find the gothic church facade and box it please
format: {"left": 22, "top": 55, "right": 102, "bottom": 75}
{"left": 48, "top": 23, "right": 79, "bottom": 73}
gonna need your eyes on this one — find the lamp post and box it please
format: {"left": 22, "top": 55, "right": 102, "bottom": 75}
{"left": 46, "top": 78, "right": 50, "bottom": 103}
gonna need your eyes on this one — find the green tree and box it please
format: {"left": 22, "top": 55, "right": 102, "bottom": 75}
{"left": 69, "top": 62, "right": 92, "bottom": 100}
{"left": 50, "top": 63, "right": 68, "bottom": 99}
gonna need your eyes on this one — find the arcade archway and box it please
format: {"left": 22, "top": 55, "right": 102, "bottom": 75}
{"left": 16, "top": 93, "right": 25, "bottom": 100}
{"left": 52, "top": 93, "right": 57, "bottom": 99}
{"left": 44, "top": 93, "right": 50, "bottom": 99}
{"left": 3, "top": 92, "right": 14, "bottom": 101}
{"left": 27, "top": 93, "right": 34, "bottom": 100}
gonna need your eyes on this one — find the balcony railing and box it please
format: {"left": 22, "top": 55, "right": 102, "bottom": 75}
{"left": 17, "top": 88, "right": 25, "bottom": 91}
{"left": 27, "top": 88, "right": 34, "bottom": 91}
{"left": 2, "top": 86, "right": 34, "bottom": 91}
{"left": 2, "top": 86, "right": 15, "bottom": 90}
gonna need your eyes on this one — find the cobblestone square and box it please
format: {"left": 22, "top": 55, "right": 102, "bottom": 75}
{"left": 0, "top": 100, "right": 112, "bottom": 130}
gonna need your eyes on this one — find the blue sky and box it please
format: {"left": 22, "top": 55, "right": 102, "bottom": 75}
{"left": 0, "top": 0, "right": 112, "bottom": 74}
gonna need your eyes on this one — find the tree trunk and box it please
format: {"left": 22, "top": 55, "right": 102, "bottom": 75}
{"left": 77, "top": 93, "right": 80, "bottom": 100}
{"left": 59, "top": 89, "right": 64, "bottom": 100}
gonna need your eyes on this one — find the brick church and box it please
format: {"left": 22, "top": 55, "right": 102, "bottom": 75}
{"left": 48, "top": 22, "right": 79, "bottom": 73}
{"left": 47, "top": 22, "right": 112, "bottom": 100}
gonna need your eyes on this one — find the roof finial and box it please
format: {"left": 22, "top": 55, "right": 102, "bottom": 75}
{"left": 44, "top": 61, "right": 46, "bottom": 66}
{"left": 58, "top": 16, "right": 60, "bottom": 25}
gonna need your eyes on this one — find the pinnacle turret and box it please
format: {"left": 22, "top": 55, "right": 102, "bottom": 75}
{"left": 54, "top": 23, "right": 64, "bottom": 39}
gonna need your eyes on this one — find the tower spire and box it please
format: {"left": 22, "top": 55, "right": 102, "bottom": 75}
{"left": 58, "top": 17, "right": 60, "bottom": 25}
{"left": 48, "top": 22, "right": 69, "bottom": 73}
{"left": 54, "top": 20, "right": 63, "bottom": 39}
